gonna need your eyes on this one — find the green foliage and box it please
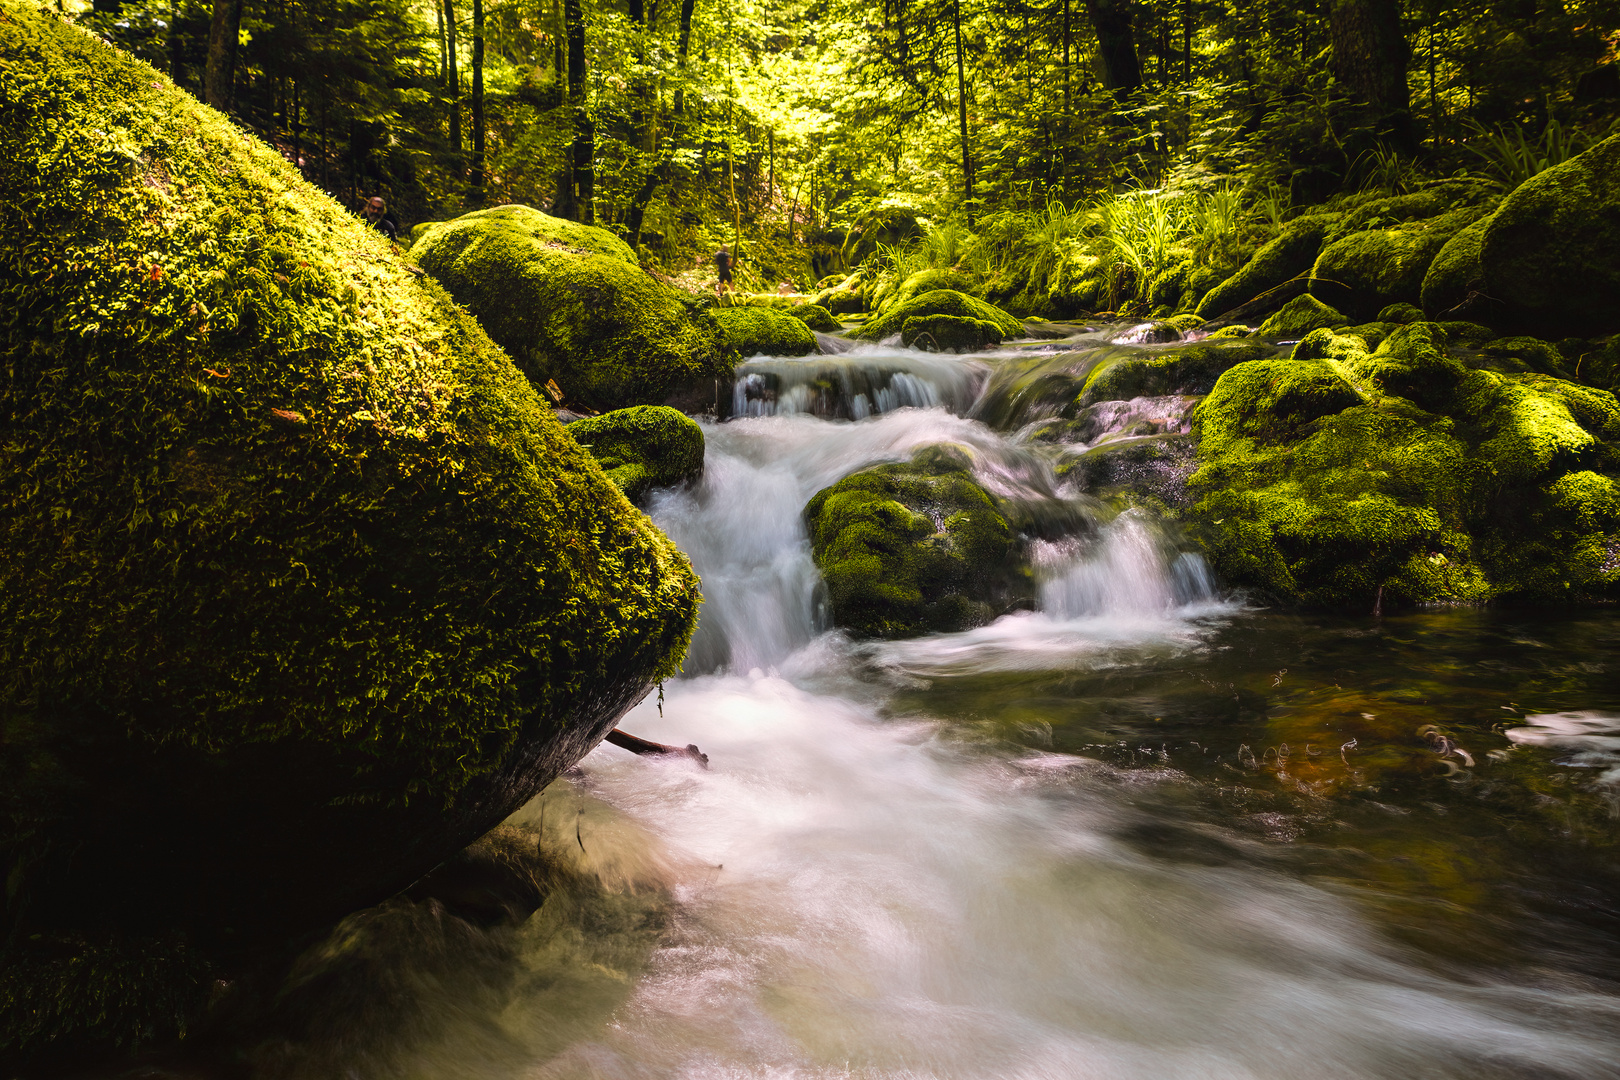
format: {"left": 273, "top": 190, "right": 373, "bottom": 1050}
{"left": 567, "top": 406, "right": 705, "bottom": 502}
{"left": 1461, "top": 118, "right": 1595, "bottom": 189}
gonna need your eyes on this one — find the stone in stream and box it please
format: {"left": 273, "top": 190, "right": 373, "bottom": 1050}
{"left": 711, "top": 304, "right": 819, "bottom": 357}
{"left": 410, "top": 204, "right": 734, "bottom": 411}
{"left": 901, "top": 313, "right": 1005, "bottom": 352}
{"left": 566, "top": 406, "right": 706, "bottom": 503}
{"left": 0, "top": 4, "right": 698, "bottom": 1068}
{"left": 1189, "top": 321, "right": 1620, "bottom": 607}
{"left": 854, "top": 288, "right": 1023, "bottom": 342}
{"left": 804, "top": 444, "right": 1035, "bottom": 638}
{"left": 787, "top": 303, "right": 840, "bottom": 332}
{"left": 1258, "top": 294, "right": 1350, "bottom": 339}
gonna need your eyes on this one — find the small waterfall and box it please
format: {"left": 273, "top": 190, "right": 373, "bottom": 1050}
{"left": 1036, "top": 512, "right": 1217, "bottom": 619}
{"left": 731, "top": 346, "right": 990, "bottom": 420}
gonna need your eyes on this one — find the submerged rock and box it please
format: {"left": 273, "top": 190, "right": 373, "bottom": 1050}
{"left": 804, "top": 445, "right": 1033, "bottom": 638}
{"left": 712, "top": 304, "right": 818, "bottom": 357}
{"left": 0, "top": 6, "right": 698, "bottom": 1067}
{"left": 411, "top": 205, "right": 732, "bottom": 410}
{"left": 567, "top": 406, "right": 705, "bottom": 502}
{"left": 855, "top": 288, "right": 1023, "bottom": 342}
{"left": 1190, "top": 322, "right": 1620, "bottom": 607}
{"left": 901, "top": 313, "right": 1005, "bottom": 352}
{"left": 1057, "top": 434, "right": 1198, "bottom": 507}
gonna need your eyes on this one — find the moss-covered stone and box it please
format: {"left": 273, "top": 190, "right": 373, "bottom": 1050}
{"left": 1477, "top": 131, "right": 1620, "bottom": 334}
{"left": 1076, "top": 340, "right": 1274, "bottom": 407}
{"left": 1309, "top": 207, "right": 1487, "bottom": 320}
{"left": 1418, "top": 212, "right": 1492, "bottom": 319}
{"left": 1258, "top": 294, "right": 1350, "bottom": 338}
{"left": 407, "top": 220, "right": 445, "bottom": 246}
{"left": 1056, "top": 434, "right": 1198, "bottom": 507}
{"left": 1475, "top": 337, "right": 1573, "bottom": 378}
{"left": 1377, "top": 302, "right": 1425, "bottom": 324}
{"left": 804, "top": 445, "right": 1033, "bottom": 638}
{"left": 411, "top": 206, "right": 731, "bottom": 410}
{"left": 0, "top": 4, "right": 698, "bottom": 1066}
{"left": 1147, "top": 259, "right": 1193, "bottom": 311}
{"left": 855, "top": 288, "right": 1023, "bottom": 341}
{"left": 567, "top": 406, "right": 705, "bottom": 502}
{"left": 712, "top": 304, "right": 817, "bottom": 357}
{"left": 1195, "top": 212, "right": 1341, "bottom": 317}
{"left": 788, "top": 303, "right": 839, "bottom": 332}
{"left": 887, "top": 267, "right": 976, "bottom": 310}
{"left": 901, "top": 314, "right": 1004, "bottom": 352}
{"left": 1190, "top": 322, "right": 1620, "bottom": 607}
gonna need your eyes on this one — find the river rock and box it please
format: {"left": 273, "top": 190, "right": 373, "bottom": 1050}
{"left": 1191, "top": 322, "right": 1620, "bottom": 607}
{"left": 713, "top": 304, "right": 818, "bottom": 357}
{"left": 855, "top": 289, "right": 1023, "bottom": 342}
{"left": 1258, "top": 294, "right": 1350, "bottom": 339}
{"left": 0, "top": 5, "right": 698, "bottom": 1067}
{"left": 411, "top": 205, "right": 733, "bottom": 410}
{"left": 1309, "top": 206, "right": 1487, "bottom": 321}
{"left": 901, "top": 313, "right": 1004, "bottom": 352}
{"left": 788, "top": 303, "right": 839, "bottom": 332}
{"left": 567, "top": 406, "right": 706, "bottom": 502}
{"left": 804, "top": 445, "right": 1034, "bottom": 638}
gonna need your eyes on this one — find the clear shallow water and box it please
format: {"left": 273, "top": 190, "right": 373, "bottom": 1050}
{"left": 247, "top": 343, "right": 1620, "bottom": 1080}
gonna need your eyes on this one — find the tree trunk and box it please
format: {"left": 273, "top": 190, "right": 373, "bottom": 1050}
{"left": 204, "top": 0, "right": 242, "bottom": 110}
{"left": 1061, "top": 0, "right": 1071, "bottom": 113}
{"left": 1084, "top": 0, "right": 1142, "bottom": 96}
{"left": 565, "top": 0, "right": 594, "bottom": 223}
{"left": 953, "top": 0, "right": 973, "bottom": 218}
{"left": 673, "top": 0, "right": 696, "bottom": 115}
{"left": 471, "top": 0, "right": 485, "bottom": 200}
{"left": 1327, "top": 0, "right": 1413, "bottom": 148}
{"left": 169, "top": 0, "right": 185, "bottom": 85}
{"left": 445, "top": 0, "right": 462, "bottom": 157}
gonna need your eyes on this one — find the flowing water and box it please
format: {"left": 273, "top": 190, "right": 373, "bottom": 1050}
{"left": 248, "top": 335, "right": 1620, "bottom": 1080}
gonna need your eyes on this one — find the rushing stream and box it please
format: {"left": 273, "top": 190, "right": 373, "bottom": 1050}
{"left": 250, "top": 334, "right": 1620, "bottom": 1080}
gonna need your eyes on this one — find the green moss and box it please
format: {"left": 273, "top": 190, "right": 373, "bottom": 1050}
{"left": 411, "top": 206, "right": 731, "bottom": 410}
{"left": 1258, "top": 294, "right": 1350, "bottom": 339}
{"left": 567, "top": 406, "right": 705, "bottom": 502}
{"left": 1196, "top": 212, "right": 1341, "bottom": 317}
{"left": 1207, "top": 324, "right": 1257, "bottom": 339}
{"left": 712, "top": 305, "right": 817, "bottom": 357}
{"left": 1147, "top": 259, "right": 1193, "bottom": 311}
{"left": 803, "top": 444, "right": 1033, "bottom": 638}
{"left": 1191, "top": 319, "right": 1620, "bottom": 606}
{"left": 407, "top": 220, "right": 445, "bottom": 246}
{"left": 1377, "top": 302, "right": 1425, "bottom": 324}
{"left": 788, "top": 303, "right": 839, "bottom": 332}
{"left": 887, "top": 267, "right": 975, "bottom": 310}
{"left": 1077, "top": 339, "right": 1273, "bottom": 406}
{"left": 1475, "top": 337, "right": 1572, "bottom": 378}
{"left": 855, "top": 288, "right": 1023, "bottom": 341}
{"left": 1477, "top": 131, "right": 1620, "bottom": 334}
{"left": 1418, "top": 213, "right": 1492, "bottom": 319}
{"left": 1055, "top": 434, "right": 1197, "bottom": 507}
{"left": 1310, "top": 206, "right": 1487, "bottom": 321}
{"left": 1166, "top": 313, "right": 1205, "bottom": 333}
{"left": 0, "top": 2, "right": 699, "bottom": 1062}
{"left": 901, "top": 314, "right": 1004, "bottom": 352}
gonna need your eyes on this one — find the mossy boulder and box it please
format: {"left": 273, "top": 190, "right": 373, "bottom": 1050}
{"left": 1076, "top": 339, "right": 1274, "bottom": 407}
{"left": 901, "top": 314, "right": 1004, "bottom": 352}
{"left": 1474, "top": 337, "right": 1573, "bottom": 379}
{"left": 1057, "top": 434, "right": 1198, "bottom": 507}
{"left": 1309, "top": 207, "right": 1487, "bottom": 321}
{"left": 1196, "top": 213, "right": 1341, "bottom": 318}
{"left": 788, "top": 303, "right": 839, "bottom": 332}
{"left": 855, "top": 288, "right": 1023, "bottom": 341}
{"left": 1476, "top": 131, "right": 1620, "bottom": 334}
{"left": 1190, "top": 322, "right": 1620, "bottom": 607}
{"left": 888, "top": 267, "right": 976, "bottom": 310}
{"left": 410, "top": 205, "right": 731, "bottom": 410}
{"left": 0, "top": 4, "right": 698, "bottom": 1067}
{"left": 407, "top": 220, "right": 445, "bottom": 246}
{"left": 1258, "top": 294, "right": 1350, "bottom": 339}
{"left": 567, "top": 406, "right": 705, "bottom": 502}
{"left": 804, "top": 445, "right": 1034, "bottom": 638}
{"left": 712, "top": 304, "right": 817, "bottom": 357}
{"left": 1418, "top": 213, "right": 1492, "bottom": 319}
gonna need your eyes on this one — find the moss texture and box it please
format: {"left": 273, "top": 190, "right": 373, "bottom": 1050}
{"left": 1196, "top": 212, "right": 1340, "bottom": 317}
{"left": 712, "top": 304, "right": 818, "bottom": 357}
{"left": 901, "top": 313, "right": 1005, "bottom": 352}
{"left": 567, "top": 406, "right": 705, "bottom": 502}
{"left": 855, "top": 288, "right": 1023, "bottom": 341}
{"left": 411, "top": 206, "right": 731, "bottom": 410}
{"left": 1191, "top": 322, "right": 1620, "bottom": 607}
{"left": 887, "top": 267, "right": 976, "bottom": 310}
{"left": 804, "top": 445, "right": 1033, "bottom": 638}
{"left": 1420, "top": 212, "right": 1492, "bottom": 318}
{"left": 1477, "top": 131, "right": 1620, "bottom": 335}
{"left": 0, "top": 2, "right": 698, "bottom": 1064}
{"left": 788, "top": 303, "right": 839, "bottom": 332}
{"left": 1258, "top": 294, "right": 1350, "bottom": 339}
{"left": 1309, "top": 206, "right": 1486, "bottom": 320}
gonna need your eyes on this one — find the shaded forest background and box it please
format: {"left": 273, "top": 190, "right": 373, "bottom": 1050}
{"left": 70, "top": 0, "right": 1620, "bottom": 289}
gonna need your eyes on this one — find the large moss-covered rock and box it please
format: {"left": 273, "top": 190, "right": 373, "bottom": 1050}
{"left": 886, "top": 267, "right": 976, "bottom": 310}
{"left": 1195, "top": 213, "right": 1340, "bottom": 318}
{"left": 712, "top": 304, "right": 817, "bottom": 357}
{"left": 1190, "top": 322, "right": 1620, "bottom": 607}
{"left": 411, "top": 205, "right": 731, "bottom": 410}
{"left": 901, "top": 313, "right": 1004, "bottom": 352}
{"left": 804, "top": 445, "right": 1033, "bottom": 638}
{"left": 567, "top": 406, "right": 705, "bottom": 502}
{"left": 0, "top": 4, "right": 698, "bottom": 1066}
{"left": 788, "top": 303, "right": 839, "bottom": 332}
{"left": 1419, "top": 212, "right": 1492, "bottom": 317}
{"left": 855, "top": 288, "right": 1023, "bottom": 341}
{"left": 1476, "top": 131, "right": 1620, "bottom": 334}
{"left": 1258, "top": 294, "right": 1350, "bottom": 339}
{"left": 1309, "top": 207, "right": 1486, "bottom": 321}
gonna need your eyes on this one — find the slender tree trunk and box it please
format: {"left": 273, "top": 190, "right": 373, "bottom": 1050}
{"left": 953, "top": 0, "right": 973, "bottom": 219}
{"left": 1062, "top": 0, "right": 1071, "bottom": 114}
{"left": 471, "top": 0, "right": 485, "bottom": 200}
{"left": 1327, "top": 0, "right": 1413, "bottom": 148}
{"left": 445, "top": 0, "right": 462, "bottom": 157}
{"left": 437, "top": 0, "right": 446, "bottom": 84}
{"left": 204, "top": 0, "right": 242, "bottom": 109}
{"left": 565, "top": 0, "right": 594, "bottom": 223}
{"left": 169, "top": 0, "right": 185, "bottom": 85}
{"left": 674, "top": 0, "right": 696, "bottom": 115}
{"left": 1084, "top": 0, "right": 1142, "bottom": 95}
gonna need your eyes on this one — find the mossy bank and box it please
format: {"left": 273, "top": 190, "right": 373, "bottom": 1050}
{"left": 0, "top": 2, "right": 697, "bottom": 1067}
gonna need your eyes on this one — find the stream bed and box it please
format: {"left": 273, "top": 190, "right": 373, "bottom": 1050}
{"left": 250, "top": 337, "right": 1620, "bottom": 1080}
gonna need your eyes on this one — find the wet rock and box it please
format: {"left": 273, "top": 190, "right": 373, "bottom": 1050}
{"left": 411, "top": 205, "right": 732, "bottom": 410}
{"left": 0, "top": 8, "right": 698, "bottom": 1068}
{"left": 713, "top": 305, "right": 818, "bottom": 357}
{"left": 1057, "top": 434, "right": 1198, "bottom": 508}
{"left": 1309, "top": 206, "right": 1488, "bottom": 321}
{"left": 567, "top": 406, "right": 705, "bottom": 502}
{"left": 803, "top": 444, "right": 1034, "bottom": 638}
